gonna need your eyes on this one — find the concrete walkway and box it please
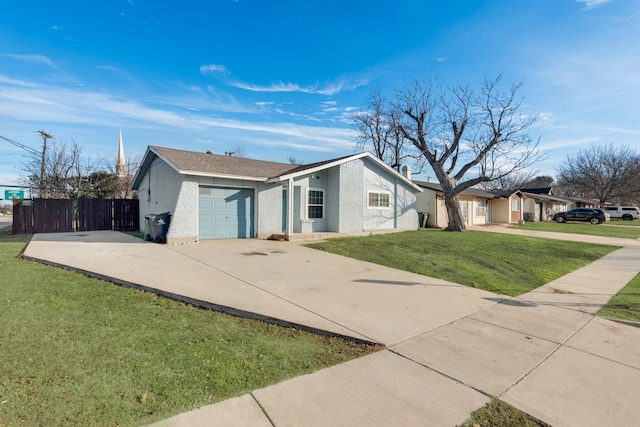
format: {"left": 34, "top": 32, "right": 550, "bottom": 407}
{"left": 22, "top": 227, "right": 640, "bottom": 426}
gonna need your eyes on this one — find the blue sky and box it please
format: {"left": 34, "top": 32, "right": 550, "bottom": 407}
{"left": 1, "top": 0, "right": 639, "bottom": 196}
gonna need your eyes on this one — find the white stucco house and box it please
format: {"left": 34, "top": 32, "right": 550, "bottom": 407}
{"left": 131, "top": 146, "right": 422, "bottom": 243}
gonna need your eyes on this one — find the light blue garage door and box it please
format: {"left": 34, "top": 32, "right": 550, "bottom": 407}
{"left": 198, "top": 187, "right": 254, "bottom": 239}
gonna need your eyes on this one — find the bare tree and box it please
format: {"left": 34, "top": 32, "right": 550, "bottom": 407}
{"left": 225, "top": 146, "right": 247, "bottom": 158}
{"left": 20, "top": 139, "right": 114, "bottom": 199}
{"left": 103, "top": 153, "right": 142, "bottom": 199}
{"left": 478, "top": 169, "right": 539, "bottom": 191}
{"left": 556, "top": 144, "right": 640, "bottom": 206}
{"left": 351, "top": 88, "right": 424, "bottom": 172}
{"left": 523, "top": 175, "right": 555, "bottom": 188}
{"left": 396, "top": 76, "right": 543, "bottom": 231}
{"left": 287, "top": 156, "right": 302, "bottom": 165}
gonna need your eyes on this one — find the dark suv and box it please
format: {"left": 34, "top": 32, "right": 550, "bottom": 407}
{"left": 553, "top": 208, "right": 608, "bottom": 225}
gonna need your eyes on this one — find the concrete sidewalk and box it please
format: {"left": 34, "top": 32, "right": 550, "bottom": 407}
{"left": 22, "top": 228, "right": 640, "bottom": 426}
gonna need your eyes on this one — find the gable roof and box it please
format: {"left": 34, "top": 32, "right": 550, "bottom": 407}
{"left": 267, "top": 152, "right": 421, "bottom": 191}
{"left": 520, "top": 187, "right": 554, "bottom": 195}
{"left": 491, "top": 189, "right": 527, "bottom": 199}
{"left": 132, "top": 146, "right": 421, "bottom": 192}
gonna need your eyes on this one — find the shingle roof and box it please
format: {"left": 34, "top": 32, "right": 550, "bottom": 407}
{"left": 131, "top": 146, "right": 421, "bottom": 192}
{"left": 413, "top": 180, "right": 496, "bottom": 198}
{"left": 520, "top": 187, "right": 553, "bottom": 195}
{"left": 521, "top": 192, "right": 567, "bottom": 203}
{"left": 281, "top": 154, "right": 357, "bottom": 175}
{"left": 151, "top": 146, "right": 298, "bottom": 179}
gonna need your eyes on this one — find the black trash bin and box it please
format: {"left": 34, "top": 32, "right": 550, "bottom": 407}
{"left": 148, "top": 212, "right": 171, "bottom": 243}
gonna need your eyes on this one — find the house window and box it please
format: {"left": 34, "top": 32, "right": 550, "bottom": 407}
{"left": 512, "top": 198, "right": 521, "bottom": 210}
{"left": 307, "top": 189, "right": 324, "bottom": 219}
{"left": 368, "top": 191, "right": 390, "bottom": 209}
{"left": 475, "top": 200, "right": 486, "bottom": 217}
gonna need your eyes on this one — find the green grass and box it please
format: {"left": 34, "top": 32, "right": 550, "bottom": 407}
{"left": 605, "top": 220, "right": 640, "bottom": 227}
{"left": 597, "top": 273, "right": 640, "bottom": 322}
{"left": 0, "top": 228, "right": 379, "bottom": 427}
{"left": 307, "top": 229, "right": 617, "bottom": 296}
{"left": 513, "top": 221, "right": 640, "bottom": 238}
{"left": 458, "top": 398, "right": 549, "bottom": 427}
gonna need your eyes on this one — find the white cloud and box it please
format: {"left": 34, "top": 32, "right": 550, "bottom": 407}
{"left": 1, "top": 54, "right": 59, "bottom": 71}
{"left": 200, "top": 64, "right": 228, "bottom": 75}
{"left": 230, "top": 78, "right": 367, "bottom": 95}
{"left": 48, "top": 25, "right": 63, "bottom": 30}
{"left": 0, "top": 74, "right": 37, "bottom": 87}
{"left": 576, "top": 0, "right": 613, "bottom": 10}
{"left": 436, "top": 57, "right": 448, "bottom": 62}
{"left": 0, "top": 80, "right": 354, "bottom": 152}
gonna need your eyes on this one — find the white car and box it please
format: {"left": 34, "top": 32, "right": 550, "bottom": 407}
{"left": 603, "top": 206, "right": 640, "bottom": 221}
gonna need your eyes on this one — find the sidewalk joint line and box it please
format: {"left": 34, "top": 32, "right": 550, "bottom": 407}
{"left": 250, "top": 392, "right": 276, "bottom": 427}
{"left": 499, "top": 314, "right": 595, "bottom": 397}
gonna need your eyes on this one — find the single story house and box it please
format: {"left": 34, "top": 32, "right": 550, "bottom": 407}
{"left": 414, "top": 181, "right": 527, "bottom": 227}
{"left": 520, "top": 187, "right": 568, "bottom": 221}
{"left": 414, "top": 181, "right": 495, "bottom": 227}
{"left": 131, "top": 146, "right": 421, "bottom": 243}
{"left": 488, "top": 189, "right": 527, "bottom": 224}
{"left": 554, "top": 195, "right": 599, "bottom": 210}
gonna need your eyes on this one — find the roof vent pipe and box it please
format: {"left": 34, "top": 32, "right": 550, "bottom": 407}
{"left": 402, "top": 165, "right": 412, "bottom": 180}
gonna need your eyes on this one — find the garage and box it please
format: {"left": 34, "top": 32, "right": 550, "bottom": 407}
{"left": 198, "top": 187, "right": 254, "bottom": 239}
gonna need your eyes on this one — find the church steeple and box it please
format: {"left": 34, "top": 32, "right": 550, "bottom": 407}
{"left": 116, "top": 129, "right": 126, "bottom": 177}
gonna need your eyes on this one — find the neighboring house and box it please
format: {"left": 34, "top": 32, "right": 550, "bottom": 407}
{"left": 520, "top": 187, "right": 568, "bottom": 222}
{"left": 490, "top": 189, "right": 527, "bottom": 224}
{"left": 414, "top": 181, "right": 496, "bottom": 227}
{"left": 554, "top": 195, "right": 598, "bottom": 210}
{"left": 131, "top": 146, "right": 421, "bottom": 243}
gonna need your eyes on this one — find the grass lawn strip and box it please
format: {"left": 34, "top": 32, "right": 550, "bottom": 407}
{"left": 604, "top": 220, "right": 640, "bottom": 227}
{"left": 307, "top": 229, "right": 617, "bottom": 296}
{"left": 457, "top": 398, "right": 550, "bottom": 427}
{"left": 597, "top": 273, "right": 640, "bottom": 322}
{"left": 512, "top": 221, "right": 640, "bottom": 238}
{"left": 0, "top": 228, "right": 379, "bottom": 427}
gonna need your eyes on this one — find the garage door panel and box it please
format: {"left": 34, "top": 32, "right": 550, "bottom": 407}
{"left": 199, "top": 186, "right": 254, "bottom": 240}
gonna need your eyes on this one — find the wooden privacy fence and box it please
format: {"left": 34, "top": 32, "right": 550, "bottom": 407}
{"left": 12, "top": 198, "right": 139, "bottom": 234}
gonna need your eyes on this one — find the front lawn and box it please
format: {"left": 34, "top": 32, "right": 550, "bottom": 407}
{"left": 0, "top": 228, "right": 379, "bottom": 427}
{"left": 307, "top": 229, "right": 617, "bottom": 296}
{"left": 512, "top": 221, "right": 640, "bottom": 238}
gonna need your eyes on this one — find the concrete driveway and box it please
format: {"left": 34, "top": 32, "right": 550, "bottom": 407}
{"left": 22, "top": 230, "right": 640, "bottom": 426}
{"left": 23, "top": 232, "right": 500, "bottom": 345}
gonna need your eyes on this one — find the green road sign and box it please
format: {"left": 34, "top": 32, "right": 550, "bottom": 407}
{"left": 4, "top": 190, "right": 25, "bottom": 200}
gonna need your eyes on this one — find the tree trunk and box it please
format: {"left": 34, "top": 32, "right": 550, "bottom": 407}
{"left": 444, "top": 193, "right": 466, "bottom": 231}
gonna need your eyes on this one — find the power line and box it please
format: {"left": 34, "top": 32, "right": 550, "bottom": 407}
{"left": 0, "top": 134, "right": 40, "bottom": 155}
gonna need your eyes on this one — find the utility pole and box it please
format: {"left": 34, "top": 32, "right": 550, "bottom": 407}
{"left": 36, "top": 130, "right": 53, "bottom": 198}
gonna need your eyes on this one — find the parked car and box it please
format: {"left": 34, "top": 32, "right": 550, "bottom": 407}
{"left": 603, "top": 206, "right": 640, "bottom": 221}
{"left": 553, "top": 208, "right": 609, "bottom": 224}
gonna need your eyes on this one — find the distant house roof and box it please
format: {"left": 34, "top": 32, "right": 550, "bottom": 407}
{"left": 491, "top": 189, "right": 527, "bottom": 199}
{"left": 132, "top": 146, "right": 421, "bottom": 191}
{"left": 520, "top": 187, "right": 554, "bottom": 195}
{"left": 414, "top": 181, "right": 498, "bottom": 199}
{"left": 552, "top": 195, "right": 599, "bottom": 207}
{"left": 521, "top": 191, "right": 567, "bottom": 203}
